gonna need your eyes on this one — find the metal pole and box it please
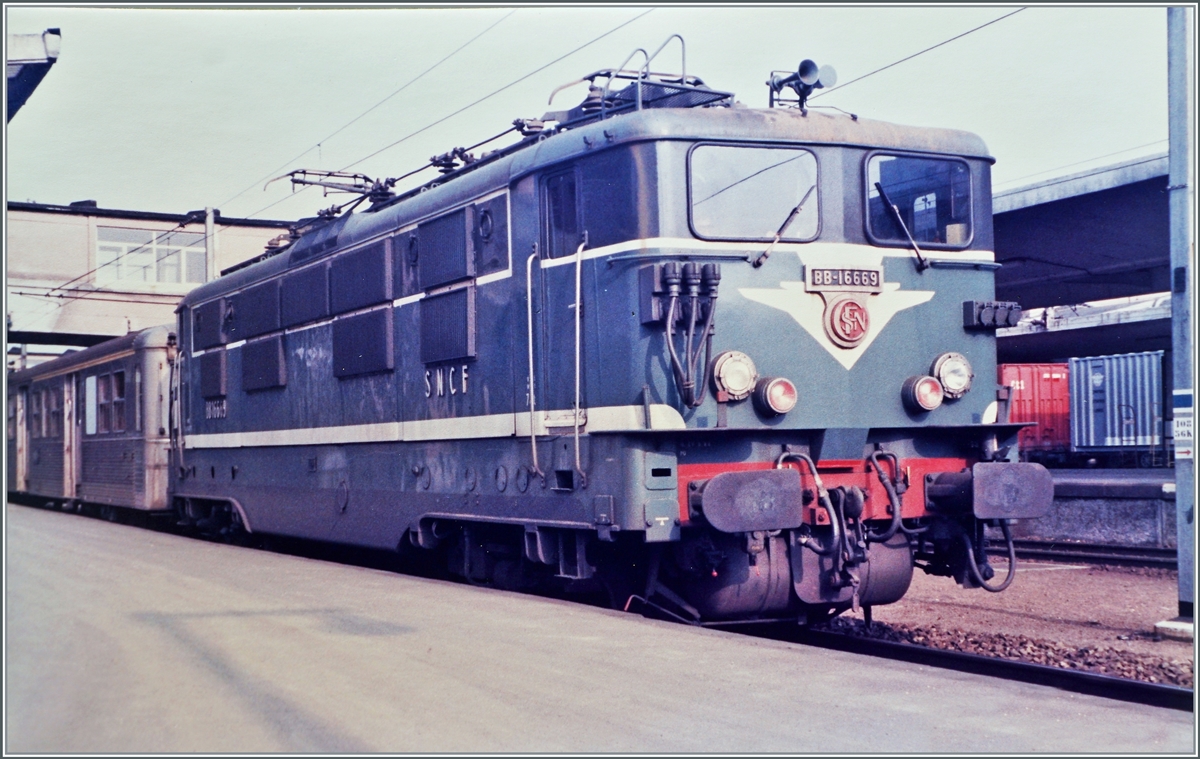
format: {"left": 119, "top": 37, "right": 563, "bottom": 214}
{"left": 204, "top": 207, "right": 217, "bottom": 283}
{"left": 1167, "top": 6, "right": 1194, "bottom": 622}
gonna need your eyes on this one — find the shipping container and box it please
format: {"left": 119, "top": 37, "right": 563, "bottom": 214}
{"left": 1069, "top": 351, "right": 1164, "bottom": 453}
{"left": 999, "top": 363, "right": 1070, "bottom": 455}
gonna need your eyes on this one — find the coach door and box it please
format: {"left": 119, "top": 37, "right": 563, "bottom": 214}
{"left": 62, "top": 374, "right": 77, "bottom": 499}
{"left": 14, "top": 387, "right": 29, "bottom": 491}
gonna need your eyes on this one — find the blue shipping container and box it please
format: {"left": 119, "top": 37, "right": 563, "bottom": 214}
{"left": 1069, "top": 351, "right": 1163, "bottom": 451}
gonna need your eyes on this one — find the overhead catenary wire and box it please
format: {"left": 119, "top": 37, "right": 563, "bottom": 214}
{"left": 17, "top": 7, "right": 1027, "bottom": 325}
{"left": 215, "top": 9, "right": 517, "bottom": 212}
{"left": 36, "top": 216, "right": 203, "bottom": 304}
{"left": 19, "top": 8, "right": 656, "bottom": 325}
{"left": 237, "top": 7, "right": 656, "bottom": 221}
{"left": 811, "top": 7, "right": 1028, "bottom": 100}
{"left": 12, "top": 289, "right": 189, "bottom": 306}
{"left": 16, "top": 218, "right": 231, "bottom": 326}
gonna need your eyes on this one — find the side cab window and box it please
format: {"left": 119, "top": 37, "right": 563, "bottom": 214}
{"left": 543, "top": 169, "right": 581, "bottom": 259}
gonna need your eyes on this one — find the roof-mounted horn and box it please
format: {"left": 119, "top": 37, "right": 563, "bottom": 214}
{"left": 767, "top": 59, "right": 837, "bottom": 114}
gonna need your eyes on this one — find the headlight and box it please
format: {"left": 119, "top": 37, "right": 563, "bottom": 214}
{"left": 711, "top": 350, "right": 758, "bottom": 401}
{"left": 902, "top": 375, "right": 944, "bottom": 412}
{"left": 931, "top": 352, "right": 973, "bottom": 400}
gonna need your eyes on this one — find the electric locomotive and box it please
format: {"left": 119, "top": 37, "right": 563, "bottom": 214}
{"left": 10, "top": 39, "right": 1054, "bottom": 624}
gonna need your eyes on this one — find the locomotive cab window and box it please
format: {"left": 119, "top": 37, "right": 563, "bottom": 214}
{"left": 544, "top": 169, "right": 581, "bottom": 259}
{"left": 867, "top": 154, "right": 971, "bottom": 248}
{"left": 689, "top": 144, "right": 819, "bottom": 242}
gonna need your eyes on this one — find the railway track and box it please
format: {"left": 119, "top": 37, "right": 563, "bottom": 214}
{"left": 989, "top": 539, "right": 1178, "bottom": 569}
{"left": 743, "top": 625, "right": 1194, "bottom": 712}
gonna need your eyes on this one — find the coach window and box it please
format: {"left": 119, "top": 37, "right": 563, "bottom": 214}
{"left": 866, "top": 154, "right": 972, "bottom": 248}
{"left": 135, "top": 367, "right": 143, "bottom": 433}
{"left": 97, "top": 374, "right": 112, "bottom": 434}
{"left": 84, "top": 376, "right": 97, "bottom": 435}
{"left": 112, "top": 371, "right": 127, "bottom": 433}
{"left": 689, "top": 144, "right": 819, "bottom": 242}
{"left": 49, "top": 389, "right": 62, "bottom": 437}
{"left": 30, "top": 391, "right": 42, "bottom": 439}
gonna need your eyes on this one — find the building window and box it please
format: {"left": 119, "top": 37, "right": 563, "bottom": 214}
{"left": 7, "top": 398, "right": 15, "bottom": 440}
{"left": 96, "top": 226, "right": 207, "bottom": 286}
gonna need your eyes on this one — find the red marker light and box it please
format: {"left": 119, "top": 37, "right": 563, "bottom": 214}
{"left": 902, "top": 375, "right": 944, "bottom": 412}
{"left": 754, "top": 377, "right": 798, "bottom": 415}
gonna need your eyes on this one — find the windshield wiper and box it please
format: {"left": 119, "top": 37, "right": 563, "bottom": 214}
{"left": 751, "top": 183, "right": 815, "bottom": 268}
{"left": 874, "top": 182, "right": 929, "bottom": 272}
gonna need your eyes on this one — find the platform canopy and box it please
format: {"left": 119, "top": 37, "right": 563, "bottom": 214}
{"left": 7, "top": 28, "right": 61, "bottom": 122}
{"left": 993, "top": 154, "right": 1169, "bottom": 310}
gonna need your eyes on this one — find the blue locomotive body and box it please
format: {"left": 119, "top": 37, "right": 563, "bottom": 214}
{"left": 9, "top": 54, "right": 1053, "bottom": 622}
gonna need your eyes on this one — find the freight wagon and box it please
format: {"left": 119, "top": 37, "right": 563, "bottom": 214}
{"left": 1000, "top": 350, "right": 1170, "bottom": 468}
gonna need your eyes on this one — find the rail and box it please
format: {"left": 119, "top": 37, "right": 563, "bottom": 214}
{"left": 989, "top": 539, "right": 1178, "bottom": 569}
{"left": 750, "top": 625, "right": 1194, "bottom": 712}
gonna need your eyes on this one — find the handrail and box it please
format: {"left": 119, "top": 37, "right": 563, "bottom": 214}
{"left": 572, "top": 234, "right": 589, "bottom": 488}
{"left": 644, "top": 33, "right": 686, "bottom": 87}
{"left": 602, "top": 48, "right": 648, "bottom": 119}
{"left": 525, "top": 249, "right": 544, "bottom": 480}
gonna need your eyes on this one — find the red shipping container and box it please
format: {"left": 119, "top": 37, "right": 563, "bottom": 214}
{"left": 998, "top": 364, "right": 1070, "bottom": 453}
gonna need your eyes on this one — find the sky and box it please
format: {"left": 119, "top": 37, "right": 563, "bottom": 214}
{"left": 4, "top": 4, "right": 1179, "bottom": 224}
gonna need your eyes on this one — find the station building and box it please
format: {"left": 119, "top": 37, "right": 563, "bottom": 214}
{"left": 6, "top": 201, "right": 290, "bottom": 368}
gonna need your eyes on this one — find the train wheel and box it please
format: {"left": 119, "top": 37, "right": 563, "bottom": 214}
{"left": 594, "top": 539, "right": 647, "bottom": 612}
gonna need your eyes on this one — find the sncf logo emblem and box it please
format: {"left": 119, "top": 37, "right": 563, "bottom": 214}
{"left": 739, "top": 250, "right": 935, "bottom": 370}
{"left": 825, "top": 296, "right": 869, "bottom": 348}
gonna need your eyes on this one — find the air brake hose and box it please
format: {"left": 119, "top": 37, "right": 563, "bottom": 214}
{"left": 866, "top": 452, "right": 903, "bottom": 543}
{"left": 663, "top": 295, "right": 688, "bottom": 399}
{"left": 777, "top": 452, "right": 840, "bottom": 563}
{"left": 688, "top": 263, "right": 720, "bottom": 408}
{"left": 686, "top": 291, "right": 717, "bottom": 407}
{"left": 961, "top": 521, "right": 1017, "bottom": 593}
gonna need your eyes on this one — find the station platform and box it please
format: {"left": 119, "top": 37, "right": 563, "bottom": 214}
{"left": 6, "top": 503, "right": 1193, "bottom": 753}
{"left": 1011, "top": 468, "right": 1182, "bottom": 549}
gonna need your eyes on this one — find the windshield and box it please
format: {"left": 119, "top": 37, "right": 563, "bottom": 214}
{"left": 868, "top": 155, "right": 971, "bottom": 247}
{"left": 689, "top": 145, "right": 819, "bottom": 242}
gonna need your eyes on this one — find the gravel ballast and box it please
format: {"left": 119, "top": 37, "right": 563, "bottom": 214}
{"left": 823, "top": 562, "right": 1194, "bottom": 688}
